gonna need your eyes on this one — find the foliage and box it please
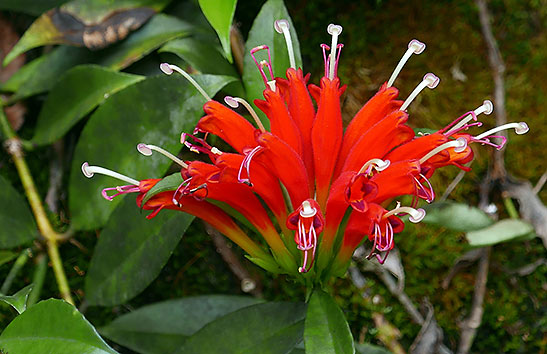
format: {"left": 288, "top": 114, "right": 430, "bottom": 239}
{"left": 0, "top": 0, "right": 545, "bottom": 353}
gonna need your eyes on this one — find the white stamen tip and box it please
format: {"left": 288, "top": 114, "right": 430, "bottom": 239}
{"left": 160, "top": 63, "right": 173, "bottom": 75}
{"left": 376, "top": 159, "right": 391, "bottom": 171}
{"left": 81, "top": 162, "right": 93, "bottom": 178}
{"left": 211, "top": 147, "right": 222, "bottom": 155}
{"left": 408, "top": 39, "right": 426, "bottom": 54}
{"left": 224, "top": 96, "right": 239, "bottom": 108}
{"left": 408, "top": 208, "right": 426, "bottom": 223}
{"left": 137, "top": 143, "right": 153, "bottom": 156}
{"left": 327, "top": 24, "right": 343, "bottom": 35}
{"left": 266, "top": 80, "right": 276, "bottom": 91}
{"left": 482, "top": 100, "right": 493, "bottom": 115}
{"left": 300, "top": 200, "right": 317, "bottom": 218}
{"left": 454, "top": 137, "right": 468, "bottom": 153}
{"left": 515, "top": 122, "right": 529, "bottom": 135}
{"left": 274, "top": 19, "right": 289, "bottom": 33}
{"left": 424, "top": 73, "right": 440, "bottom": 89}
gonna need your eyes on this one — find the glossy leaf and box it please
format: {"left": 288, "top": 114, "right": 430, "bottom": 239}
{"left": 175, "top": 301, "right": 306, "bottom": 354}
{"left": 159, "top": 37, "right": 238, "bottom": 77}
{"left": 85, "top": 195, "right": 194, "bottom": 306}
{"left": 68, "top": 74, "right": 235, "bottom": 230}
{"left": 422, "top": 201, "right": 494, "bottom": 232}
{"left": 32, "top": 65, "right": 144, "bottom": 145}
{"left": 0, "top": 284, "right": 33, "bottom": 314}
{"left": 0, "top": 175, "right": 37, "bottom": 248}
{"left": 141, "top": 172, "right": 183, "bottom": 205}
{"left": 3, "top": 0, "right": 171, "bottom": 65}
{"left": 305, "top": 290, "right": 355, "bottom": 354}
{"left": 100, "top": 295, "right": 263, "bottom": 354}
{"left": 0, "top": 299, "right": 118, "bottom": 354}
{"left": 198, "top": 0, "right": 237, "bottom": 62}
{"left": 96, "top": 14, "right": 194, "bottom": 70}
{"left": 466, "top": 219, "right": 535, "bottom": 247}
{"left": 355, "top": 343, "right": 391, "bottom": 354}
{"left": 242, "top": 0, "right": 302, "bottom": 127}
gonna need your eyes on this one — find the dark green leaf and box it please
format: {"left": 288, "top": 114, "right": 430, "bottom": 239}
{"left": 175, "top": 301, "right": 306, "bottom": 354}
{"left": 355, "top": 343, "right": 392, "bottom": 354}
{"left": 141, "top": 172, "right": 183, "bottom": 205}
{"left": 159, "top": 37, "right": 238, "bottom": 77}
{"left": 3, "top": 0, "right": 172, "bottom": 65}
{"left": 96, "top": 14, "right": 194, "bottom": 70}
{"left": 422, "top": 201, "right": 494, "bottom": 231}
{"left": 85, "top": 195, "right": 194, "bottom": 306}
{"left": 242, "top": 0, "right": 302, "bottom": 128}
{"left": 32, "top": 65, "right": 144, "bottom": 145}
{"left": 69, "top": 74, "right": 235, "bottom": 230}
{"left": 100, "top": 295, "right": 263, "bottom": 354}
{"left": 198, "top": 0, "right": 237, "bottom": 62}
{"left": 0, "top": 0, "right": 69, "bottom": 16}
{"left": 466, "top": 219, "right": 535, "bottom": 247}
{"left": 0, "top": 284, "right": 33, "bottom": 314}
{"left": 0, "top": 175, "right": 37, "bottom": 248}
{"left": 0, "top": 251, "right": 17, "bottom": 267}
{"left": 305, "top": 290, "right": 355, "bottom": 354}
{"left": 0, "top": 299, "right": 118, "bottom": 354}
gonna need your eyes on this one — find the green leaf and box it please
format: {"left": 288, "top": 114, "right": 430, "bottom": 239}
{"left": 159, "top": 37, "right": 238, "bottom": 77}
{"left": 355, "top": 343, "right": 392, "bottom": 354}
{"left": 466, "top": 219, "right": 535, "bottom": 247}
{"left": 96, "top": 14, "right": 194, "bottom": 70}
{"left": 175, "top": 301, "right": 306, "bottom": 354}
{"left": 0, "top": 175, "right": 37, "bottom": 248}
{"left": 422, "top": 201, "right": 494, "bottom": 231}
{"left": 141, "top": 172, "right": 183, "bottom": 205}
{"left": 242, "top": 0, "right": 302, "bottom": 128}
{"left": 198, "top": 0, "right": 237, "bottom": 63}
{"left": 85, "top": 195, "right": 194, "bottom": 306}
{"left": 0, "top": 251, "right": 18, "bottom": 267}
{"left": 305, "top": 290, "right": 355, "bottom": 354}
{"left": 0, "top": 0, "right": 69, "bottom": 16}
{"left": 69, "top": 74, "right": 235, "bottom": 230}
{"left": 0, "top": 299, "right": 118, "bottom": 354}
{"left": 100, "top": 295, "right": 263, "bottom": 354}
{"left": 32, "top": 65, "right": 144, "bottom": 145}
{"left": 0, "top": 284, "right": 33, "bottom": 314}
{"left": 3, "top": 0, "right": 172, "bottom": 65}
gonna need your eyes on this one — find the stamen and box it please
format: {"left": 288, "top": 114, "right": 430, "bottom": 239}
{"left": 419, "top": 137, "right": 467, "bottom": 164}
{"left": 137, "top": 143, "right": 187, "bottom": 168}
{"left": 159, "top": 63, "right": 211, "bottom": 101}
{"left": 172, "top": 177, "right": 192, "bottom": 206}
{"left": 327, "top": 24, "right": 343, "bottom": 80}
{"left": 444, "top": 100, "right": 493, "bottom": 135}
{"left": 274, "top": 19, "right": 296, "bottom": 69}
{"left": 387, "top": 39, "right": 426, "bottom": 87}
{"left": 101, "top": 185, "right": 140, "bottom": 201}
{"left": 320, "top": 44, "right": 330, "bottom": 77}
{"left": 81, "top": 162, "right": 139, "bottom": 185}
{"left": 413, "top": 174, "right": 435, "bottom": 203}
{"left": 474, "top": 122, "right": 529, "bottom": 140}
{"left": 358, "top": 158, "right": 391, "bottom": 175}
{"left": 181, "top": 133, "right": 214, "bottom": 155}
{"left": 250, "top": 45, "right": 275, "bottom": 88}
{"left": 224, "top": 96, "right": 266, "bottom": 133}
{"left": 238, "top": 146, "right": 264, "bottom": 186}
{"left": 383, "top": 203, "right": 426, "bottom": 223}
{"left": 400, "top": 73, "right": 440, "bottom": 111}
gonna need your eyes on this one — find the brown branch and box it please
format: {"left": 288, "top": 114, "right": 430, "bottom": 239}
{"left": 203, "top": 222, "right": 263, "bottom": 297}
{"left": 457, "top": 246, "right": 491, "bottom": 354}
{"left": 476, "top": 0, "right": 507, "bottom": 178}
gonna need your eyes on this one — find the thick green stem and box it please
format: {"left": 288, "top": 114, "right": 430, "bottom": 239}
{"left": 0, "top": 102, "right": 74, "bottom": 305}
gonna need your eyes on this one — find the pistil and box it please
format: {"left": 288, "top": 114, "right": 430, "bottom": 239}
{"left": 327, "top": 24, "right": 343, "bottom": 80}
{"left": 81, "top": 162, "right": 139, "bottom": 185}
{"left": 274, "top": 19, "right": 296, "bottom": 69}
{"left": 387, "top": 39, "right": 426, "bottom": 87}
{"left": 400, "top": 73, "right": 440, "bottom": 111}
{"left": 224, "top": 96, "right": 266, "bottom": 132}
{"left": 137, "top": 143, "right": 187, "bottom": 168}
{"left": 159, "top": 63, "right": 211, "bottom": 101}
{"left": 419, "top": 137, "right": 467, "bottom": 164}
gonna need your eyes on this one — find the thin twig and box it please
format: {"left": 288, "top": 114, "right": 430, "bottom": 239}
{"left": 203, "top": 222, "right": 263, "bottom": 297}
{"left": 45, "top": 140, "right": 64, "bottom": 213}
{"left": 533, "top": 169, "right": 547, "bottom": 195}
{"left": 457, "top": 246, "right": 491, "bottom": 354}
{"left": 476, "top": 0, "right": 507, "bottom": 178}
{"left": 440, "top": 169, "right": 468, "bottom": 201}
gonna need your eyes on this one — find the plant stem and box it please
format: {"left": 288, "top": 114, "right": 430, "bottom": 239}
{"left": 27, "top": 252, "right": 48, "bottom": 306}
{"left": 0, "top": 249, "right": 30, "bottom": 294}
{"left": 0, "top": 101, "right": 74, "bottom": 305}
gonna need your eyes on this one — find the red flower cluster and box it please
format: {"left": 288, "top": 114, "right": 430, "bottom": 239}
{"left": 83, "top": 21, "right": 528, "bottom": 279}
